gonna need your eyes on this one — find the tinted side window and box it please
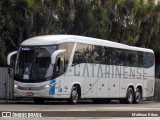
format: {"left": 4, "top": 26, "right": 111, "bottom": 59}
{"left": 102, "top": 47, "right": 128, "bottom": 66}
{"left": 84, "top": 44, "right": 93, "bottom": 63}
{"left": 128, "top": 51, "right": 138, "bottom": 67}
{"left": 102, "top": 47, "right": 112, "bottom": 65}
{"left": 92, "top": 45, "right": 102, "bottom": 64}
{"left": 145, "top": 53, "right": 154, "bottom": 68}
{"left": 73, "top": 43, "right": 102, "bottom": 64}
{"left": 138, "top": 52, "right": 145, "bottom": 67}
{"left": 73, "top": 43, "right": 154, "bottom": 68}
{"left": 117, "top": 49, "right": 128, "bottom": 66}
{"left": 73, "top": 43, "right": 88, "bottom": 64}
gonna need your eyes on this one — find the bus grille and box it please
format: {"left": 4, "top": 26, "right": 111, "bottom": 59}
{"left": 17, "top": 86, "right": 46, "bottom": 91}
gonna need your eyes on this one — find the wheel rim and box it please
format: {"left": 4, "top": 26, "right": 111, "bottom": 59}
{"left": 72, "top": 89, "right": 78, "bottom": 103}
{"left": 135, "top": 90, "right": 141, "bottom": 102}
{"left": 128, "top": 89, "right": 133, "bottom": 103}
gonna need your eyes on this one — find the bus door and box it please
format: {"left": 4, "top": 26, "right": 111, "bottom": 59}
{"left": 54, "top": 54, "right": 66, "bottom": 95}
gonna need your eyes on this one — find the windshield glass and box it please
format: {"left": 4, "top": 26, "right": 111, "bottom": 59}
{"left": 15, "top": 45, "right": 58, "bottom": 80}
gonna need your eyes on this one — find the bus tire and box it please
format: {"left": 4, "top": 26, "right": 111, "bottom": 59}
{"left": 68, "top": 85, "right": 79, "bottom": 104}
{"left": 125, "top": 87, "right": 134, "bottom": 104}
{"left": 134, "top": 88, "right": 142, "bottom": 104}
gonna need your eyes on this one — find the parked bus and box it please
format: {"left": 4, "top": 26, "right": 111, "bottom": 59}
{"left": 7, "top": 35, "right": 155, "bottom": 104}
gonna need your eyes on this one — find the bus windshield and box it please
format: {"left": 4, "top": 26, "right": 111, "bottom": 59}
{"left": 15, "top": 45, "right": 58, "bottom": 80}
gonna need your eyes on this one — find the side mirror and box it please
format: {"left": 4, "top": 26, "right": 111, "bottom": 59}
{"left": 7, "top": 51, "right": 18, "bottom": 66}
{"left": 51, "top": 49, "right": 66, "bottom": 64}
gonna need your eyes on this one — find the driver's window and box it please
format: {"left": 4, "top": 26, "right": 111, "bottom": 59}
{"left": 56, "top": 55, "right": 65, "bottom": 76}
{"left": 54, "top": 42, "right": 74, "bottom": 77}
{"left": 59, "top": 57, "right": 65, "bottom": 74}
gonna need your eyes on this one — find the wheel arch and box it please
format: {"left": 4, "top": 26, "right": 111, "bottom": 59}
{"left": 127, "top": 84, "right": 135, "bottom": 93}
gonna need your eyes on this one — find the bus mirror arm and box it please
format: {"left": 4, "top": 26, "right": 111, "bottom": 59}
{"left": 7, "top": 51, "right": 18, "bottom": 66}
{"left": 7, "top": 51, "right": 17, "bottom": 78}
{"left": 51, "top": 49, "right": 66, "bottom": 65}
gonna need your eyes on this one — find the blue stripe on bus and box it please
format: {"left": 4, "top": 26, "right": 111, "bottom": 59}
{"left": 50, "top": 79, "right": 55, "bottom": 95}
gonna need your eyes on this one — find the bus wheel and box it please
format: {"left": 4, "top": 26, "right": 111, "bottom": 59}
{"left": 134, "top": 88, "right": 142, "bottom": 104}
{"left": 68, "top": 86, "right": 79, "bottom": 104}
{"left": 34, "top": 98, "right": 45, "bottom": 104}
{"left": 125, "top": 87, "right": 134, "bottom": 104}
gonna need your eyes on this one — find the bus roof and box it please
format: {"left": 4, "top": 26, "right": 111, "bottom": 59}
{"left": 21, "top": 35, "right": 153, "bottom": 53}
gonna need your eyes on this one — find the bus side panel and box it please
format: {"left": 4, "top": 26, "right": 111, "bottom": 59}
{"left": 96, "top": 77, "right": 109, "bottom": 98}
{"left": 54, "top": 76, "right": 65, "bottom": 98}
{"left": 142, "top": 66, "right": 155, "bottom": 98}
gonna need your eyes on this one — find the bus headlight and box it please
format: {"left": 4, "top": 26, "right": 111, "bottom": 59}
{"left": 14, "top": 84, "right": 18, "bottom": 88}
{"left": 45, "top": 85, "right": 50, "bottom": 88}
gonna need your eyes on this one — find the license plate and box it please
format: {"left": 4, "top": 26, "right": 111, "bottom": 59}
{"left": 26, "top": 92, "right": 34, "bottom": 96}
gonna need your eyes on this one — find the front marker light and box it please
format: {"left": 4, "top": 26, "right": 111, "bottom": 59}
{"left": 14, "top": 84, "right": 18, "bottom": 88}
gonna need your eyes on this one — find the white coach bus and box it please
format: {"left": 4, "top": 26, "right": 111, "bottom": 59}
{"left": 7, "top": 35, "right": 155, "bottom": 104}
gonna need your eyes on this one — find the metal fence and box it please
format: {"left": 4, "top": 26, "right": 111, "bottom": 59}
{"left": 0, "top": 67, "right": 13, "bottom": 99}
